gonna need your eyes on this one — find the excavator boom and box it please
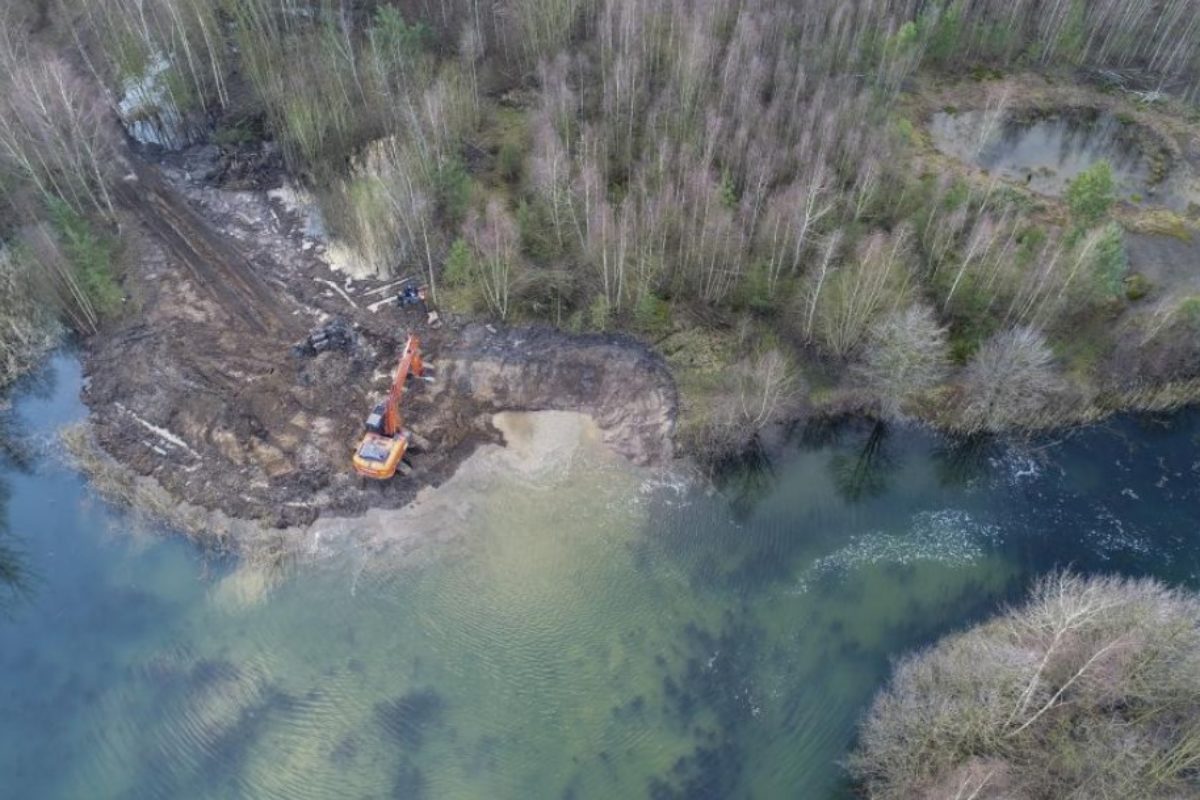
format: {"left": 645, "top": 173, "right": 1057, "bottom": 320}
{"left": 352, "top": 335, "right": 424, "bottom": 480}
{"left": 382, "top": 335, "right": 423, "bottom": 436}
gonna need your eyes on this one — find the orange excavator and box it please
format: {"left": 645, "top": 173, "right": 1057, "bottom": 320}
{"left": 352, "top": 334, "right": 425, "bottom": 480}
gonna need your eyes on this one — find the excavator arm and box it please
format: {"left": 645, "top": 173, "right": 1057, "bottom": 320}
{"left": 382, "top": 335, "right": 423, "bottom": 437}
{"left": 352, "top": 334, "right": 424, "bottom": 480}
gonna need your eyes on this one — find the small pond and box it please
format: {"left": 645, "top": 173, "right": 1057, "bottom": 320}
{"left": 930, "top": 108, "right": 1196, "bottom": 211}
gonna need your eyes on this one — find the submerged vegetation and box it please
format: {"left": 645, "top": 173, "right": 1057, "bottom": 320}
{"left": 850, "top": 573, "right": 1200, "bottom": 799}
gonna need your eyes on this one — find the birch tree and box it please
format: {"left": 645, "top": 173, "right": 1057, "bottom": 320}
{"left": 961, "top": 326, "right": 1063, "bottom": 432}
{"left": 851, "top": 573, "right": 1200, "bottom": 800}
{"left": 0, "top": 35, "right": 117, "bottom": 216}
{"left": 857, "top": 303, "right": 951, "bottom": 419}
{"left": 464, "top": 199, "right": 519, "bottom": 319}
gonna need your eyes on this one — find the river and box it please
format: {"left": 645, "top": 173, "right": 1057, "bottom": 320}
{"left": 1, "top": 354, "right": 1198, "bottom": 799}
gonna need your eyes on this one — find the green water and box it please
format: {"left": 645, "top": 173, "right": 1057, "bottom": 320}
{"left": 3, "top": 355, "right": 1200, "bottom": 799}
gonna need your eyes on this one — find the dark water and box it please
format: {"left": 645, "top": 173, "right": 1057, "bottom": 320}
{"left": 2, "top": 355, "right": 1199, "bottom": 798}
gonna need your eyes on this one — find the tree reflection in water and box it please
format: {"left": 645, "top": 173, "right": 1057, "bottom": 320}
{"left": 932, "top": 433, "right": 999, "bottom": 488}
{"left": 830, "top": 420, "right": 894, "bottom": 502}
{"left": 0, "top": 404, "right": 31, "bottom": 612}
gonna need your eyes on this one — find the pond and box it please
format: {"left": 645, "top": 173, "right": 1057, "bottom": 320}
{"left": 2, "top": 354, "right": 1200, "bottom": 799}
{"left": 929, "top": 108, "right": 1196, "bottom": 211}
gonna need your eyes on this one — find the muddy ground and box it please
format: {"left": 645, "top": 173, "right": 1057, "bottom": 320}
{"left": 84, "top": 144, "right": 676, "bottom": 531}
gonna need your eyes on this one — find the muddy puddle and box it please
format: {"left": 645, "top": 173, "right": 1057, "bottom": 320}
{"left": 929, "top": 109, "right": 1198, "bottom": 211}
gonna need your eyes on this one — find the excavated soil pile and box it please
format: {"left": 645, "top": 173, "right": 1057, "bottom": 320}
{"left": 84, "top": 145, "right": 677, "bottom": 529}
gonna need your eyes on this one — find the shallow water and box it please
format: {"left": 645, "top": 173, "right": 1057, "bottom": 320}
{"left": 3, "top": 356, "right": 1200, "bottom": 798}
{"left": 929, "top": 110, "right": 1197, "bottom": 211}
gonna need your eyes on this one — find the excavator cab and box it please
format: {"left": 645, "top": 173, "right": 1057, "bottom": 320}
{"left": 352, "top": 335, "right": 424, "bottom": 480}
{"left": 352, "top": 429, "right": 411, "bottom": 479}
{"left": 364, "top": 403, "right": 386, "bottom": 435}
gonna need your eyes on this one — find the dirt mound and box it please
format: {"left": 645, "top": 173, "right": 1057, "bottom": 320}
{"left": 83, "top": 146, "right": 677, "bottom": 533}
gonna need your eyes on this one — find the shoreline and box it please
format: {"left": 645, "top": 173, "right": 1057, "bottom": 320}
{"left": 29, "top": 69, "right": 1200, "bottom": 549}
{"left": 61, "top": 405, "right": 670, "bottom": 567}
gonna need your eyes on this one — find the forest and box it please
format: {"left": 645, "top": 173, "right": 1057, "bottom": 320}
{"left": 2, "top": 0, "right": 1200, "bottom": 454}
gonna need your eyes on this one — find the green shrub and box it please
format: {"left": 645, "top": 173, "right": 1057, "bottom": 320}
{"left": 587, "top": 294, "right": 609, "bottom": 330}
{"left": 371, "top": 6, "right": 432, "bottom": 60}
{"left": 1124, "top": 272, "right": 1152, "bottom": 301}
{"left": 443, "top": 237, "right": 473, "bottom": 287}
{"left": 921, "top": 2, "right": 962, "bottom": 65}
{"left": 212, "top": 119, "right": 257, "bottom": 146}
{"left": 1066, "top": 161, "right": 1116, "bottom": 226}
{"left": 1089, "top": 223, "right": 1127, "bottom": 299}
{"left": 739, "top": 260, "right": 778, "bottom": 314}
{"left": 719, "top": 169, "right": 738, "bottom": 210}
{"left": 1177, "top": 295, "right": 1200, "bottom": 330}
{"left": 517, "top": 200, "right": 561, "bottom": 262}
{"left": 48, "top": 200, "right": 121, "bottom": 317}
{"left": 435, "top": 157, "right": 472, "bottom": 226}
{"left": 498, "top": 140, "right": 525, "bottom": 184}
{"left": 634, "top": 292, "right": 672, "bottom": 335}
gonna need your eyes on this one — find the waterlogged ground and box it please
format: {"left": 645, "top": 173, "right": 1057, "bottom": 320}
{"left": 3, "top": 357, "right": 1200, "bottom": 798}
{"left": 929, "top": 109, "right": 1199, "bottom": 211}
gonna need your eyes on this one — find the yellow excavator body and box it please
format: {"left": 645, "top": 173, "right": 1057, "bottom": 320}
{"left": 352, "top": 431, "right": 409, "bottom": 480}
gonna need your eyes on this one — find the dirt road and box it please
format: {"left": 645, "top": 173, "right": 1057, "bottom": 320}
{"left": 113, "top": 159, "right": 300, "bottom": 337}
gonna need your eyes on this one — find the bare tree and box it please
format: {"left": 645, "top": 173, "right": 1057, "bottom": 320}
{"left": 758, "top": 165, "right": 835, "bottom": 296}
{"left": 0, "top": 245, "right": 60, "bottom": 387}
{"left": 690, "top": 339, "right": 803, "bottom": 459}
{"left": 960, "top": 326, "right": 1063, "bottom": 432}
{"left": 857, "top": 303, "right": 950, "bottom": 419}
{"left": 464, "top": 199, "right": 519, "bottom": 319}
{"left": 808, "top": 228, "right": 913, "bottom": 358}
{"left": 0, "top": 28, "right": 117, "bottom": 216}
{"left": 529, "top": 111, "right": 571, "bottom": 250}
{"left": 851, "top": 573, "right": 1200, "bottom": 800}
{"left": 736, "top": 347, "right": 801, "bottom": 429}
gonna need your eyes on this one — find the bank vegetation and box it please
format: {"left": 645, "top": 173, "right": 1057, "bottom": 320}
{"left": 850, "top": 572, "right": 1200, "bottom": 799}
{"left": 3, "top": 0, "right": 1200, "bottom": 447}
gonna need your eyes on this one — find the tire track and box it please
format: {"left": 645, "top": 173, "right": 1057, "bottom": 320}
{"left": 115, "top": 160, "right": 299, "bottom": 338}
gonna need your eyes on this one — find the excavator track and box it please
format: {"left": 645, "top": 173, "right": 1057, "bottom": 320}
{"left": 114, "top": 160, "right": 299, "bottom": 338}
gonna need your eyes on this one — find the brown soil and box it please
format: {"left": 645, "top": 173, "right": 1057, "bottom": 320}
{"left": 84, "top": 145, "right": 676, "bottom": 531}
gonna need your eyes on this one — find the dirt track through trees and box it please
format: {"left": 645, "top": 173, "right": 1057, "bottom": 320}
{"left": 113, "top": 159, "right": 300, "bottom": 338}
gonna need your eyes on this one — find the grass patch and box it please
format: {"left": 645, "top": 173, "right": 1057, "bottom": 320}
{"left": 47, "top": 200, "right": 122, "bottom": 318}
{"left": 1125, "top": 209, "right": 1194, "bottom": 241}
{"left": 477, "top": 107, "right": 529, "bottom": 188}
{"left": 1052, "top": 318, "right": 1112, "bottom": 382}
